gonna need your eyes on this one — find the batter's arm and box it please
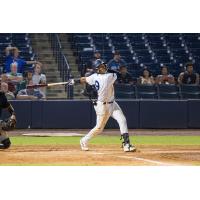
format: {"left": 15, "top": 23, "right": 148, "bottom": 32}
{"left": 107, "top": 69, "right": 120, "bottom": 75}
{"left": 74, "top": 77, "right": 87, "bottom": 84}
{"left": 80, "top": 77, "right": 87, "bottom": 84}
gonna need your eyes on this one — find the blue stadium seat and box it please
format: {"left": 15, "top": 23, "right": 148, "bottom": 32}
{"left": 0, "top": 33, "right": 34, "bottom": 66}
{"left": 157, "top": 56, "right": 171, "bottom": 63}
{"left": 149, "top": 42, "right": 165, "bottom": 49}
{"left": 180, "top": 85, "right": 200, "bottom": 99}
{"left": 136, "top": 85, "right": 158, "bottom": 99}
{"left": 115, "top": 84, "right": 136, "bottom": 99}
{"left": 71, "top": 33, "right": 200, "bottom": 89}
{"left": 158, "top": 84, "right": 180, "bottom": 99}
{"left": 153, "top": 49, "right": 169, "bottom": 57}
{"left": 92, "top": 37, "right": 108, "bottom": 43}
{"left": 132, "top": 43, "right": 147, "bottom": 50}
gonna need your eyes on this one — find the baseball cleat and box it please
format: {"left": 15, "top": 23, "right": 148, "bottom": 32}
{"left": 123, "top": 143, "right": 136, "bottom": 152}
{"left": 80, "top": 139, "right": 89, "bottom": 151}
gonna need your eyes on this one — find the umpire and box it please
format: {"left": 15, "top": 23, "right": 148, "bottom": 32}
{"left": 0, "top": 91, "right": 16, "bottom": 149}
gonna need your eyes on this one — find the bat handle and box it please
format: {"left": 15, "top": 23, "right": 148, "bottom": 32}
{"left": 26, "top": 84, "right": 48, "bottom": 89}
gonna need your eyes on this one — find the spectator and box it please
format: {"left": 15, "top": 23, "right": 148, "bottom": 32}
{"left": 32, "top": 63, "right": 46, "bottom": 85}
{"left": 107, "top": 51, "right": 127, "bottom": 71}
{"left": 178, "top": 63, "right": 199, "bottom": 84}
{"left": 32, "top": 63, "right": 46, "bottom": 97}
{"left": 156, "top": 66, "right": 175, "bottom": 84}
{"left": 16, "top": 80, "right": 45, "bottom": 100}
{"left": 5, "top": 46, "right": 40, "bottom": 73}
{"left": 0, "top": 82, "right": 15, "bottom": 100}
{"left": 138, "top": 68, "right": 155, "bottom": 85}
{"left": 26, "top": 69, "right": 34, "bottom": 81}
{"left": 81, "top": 51, "right": 102, "bottom": 77}
{"left": 116, "top": 66, "right": 134, "bottom": 84}
{"left": 6, "top": 62, "right": 23, "bottom": 84}
{"left": 16, "top": 69, "right": 33, "bottom": 92}
{"left": 0, "top": 74, "right": 16, "bottom": 92}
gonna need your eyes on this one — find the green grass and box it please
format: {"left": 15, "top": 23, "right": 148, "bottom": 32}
{"left": 10, "top": 135, "right": 200, "bottom": 146}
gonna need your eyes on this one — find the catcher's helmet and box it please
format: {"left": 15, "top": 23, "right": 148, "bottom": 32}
{"left": 94, "top": 59, "right": 106, "bottom": 70}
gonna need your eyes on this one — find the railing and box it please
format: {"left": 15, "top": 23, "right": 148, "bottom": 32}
{"left": 49, "top": 33, "right": 73, "bottom": 99}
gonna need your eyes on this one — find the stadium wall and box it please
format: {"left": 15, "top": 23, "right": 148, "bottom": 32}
{"left": 1, "top": 100, "right": 200, "bottom": 129}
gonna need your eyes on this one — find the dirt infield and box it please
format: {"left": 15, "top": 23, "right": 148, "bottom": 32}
{"left": 11, "top": 129, "right": 200, "bottom": 136}
{"left": 1, "top": 144, "right": 200, "bottom": 166}
{"left": 1, "top": 129, "right": 200, "bottom": 166}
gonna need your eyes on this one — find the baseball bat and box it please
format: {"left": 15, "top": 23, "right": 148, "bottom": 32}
{"left": 26, "top": 81, "right": 70, "bottom": 89}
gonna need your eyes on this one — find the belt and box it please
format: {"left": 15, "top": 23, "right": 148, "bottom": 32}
{"left": 103, "top": 101, "right": 113, "bottom": 105}
{"left": 92, "top": 101, "right": 114, "bottom": 106}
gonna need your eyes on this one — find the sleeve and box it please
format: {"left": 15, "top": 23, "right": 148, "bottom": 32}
{"left": 40, "top": 74, "right": 47, "bottom": 83}
{"left": 5, "top": 55, "right": 12, "bottom": 72}
{"left": 20, "top": 59, "right": 25, "bottom": 66}
{"left": 85, "top": 74, "right": 95, "bottom": 85}
{"left": 0, "top": 92, "right": 10, "bottom": 108}
{"left": 107, "top": 68, "right": 120, "bottom": 75}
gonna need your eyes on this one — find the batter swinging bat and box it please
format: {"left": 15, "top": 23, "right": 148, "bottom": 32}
{"left": 26, "top": 81, "right": 71, "bottom": 89}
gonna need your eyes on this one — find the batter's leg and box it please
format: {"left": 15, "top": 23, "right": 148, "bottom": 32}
{"left": 111, "top": 102, "right": 128, "bottom": 134}
{"left": 111, "top": 102, "right": 136, "bottom": 152}
{"left": 80, "top": 112, "right": 110, "bottom": 151}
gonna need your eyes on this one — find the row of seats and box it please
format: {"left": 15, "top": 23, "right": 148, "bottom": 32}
{"left": 115, "top": 84, "right": 200, "bottom": 99}
{"left": 0, "top": 33, "right": 35, "bottom": 68}
{"left": 69, "top": 33, "right": 200, "bottom": 78}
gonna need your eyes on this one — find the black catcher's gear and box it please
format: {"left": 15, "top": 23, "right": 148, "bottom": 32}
{"left": 0, "top": 138, "right": 11, "bottom": 149}
{"left": 0, "top": 116, "right": 16, "bottom": 131}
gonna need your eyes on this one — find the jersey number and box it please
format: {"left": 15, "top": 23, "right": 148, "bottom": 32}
{"left": 95, "top": 80, "right": 100, "bottom": 91}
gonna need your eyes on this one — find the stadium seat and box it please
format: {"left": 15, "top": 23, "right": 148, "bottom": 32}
{"left": 180, "top": 85, "right": 200, "bottom": 99}
{"left": 158, "top": 84, "right": 180, "bottom": 99}
{"left": 136, "top": 85, "right": 158, "bottom": 99}
{"left": 115, "top": 84, "right": 136, "bottom": 99}
{"left": 0, "top": 33, "right": 34, "bottom": 66}
{"left": 70, "top": 33, "right": 200, "bottom": 99}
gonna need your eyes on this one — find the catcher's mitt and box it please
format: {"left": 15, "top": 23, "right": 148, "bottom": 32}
{"left": 1, "top": 115, "right": 17, "bottom": 131}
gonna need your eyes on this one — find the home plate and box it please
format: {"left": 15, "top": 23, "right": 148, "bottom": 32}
{"left": 22, "top": 132, "right": 84, "bottom": 137}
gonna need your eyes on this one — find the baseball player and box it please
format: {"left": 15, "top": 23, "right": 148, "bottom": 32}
{"left": 0, "top": 91, "right": 16, "bottom": 149}
{"left": 74, "top": 59, "right": 136, "bottom": 152}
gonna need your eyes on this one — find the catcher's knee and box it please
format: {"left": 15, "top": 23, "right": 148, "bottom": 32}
{"left": 1, "top": 138, "right": 11, "bottom": 149}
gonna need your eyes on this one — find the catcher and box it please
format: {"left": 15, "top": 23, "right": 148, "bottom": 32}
{"left": 0, "top": 91, "right": 16, "bottom": 149}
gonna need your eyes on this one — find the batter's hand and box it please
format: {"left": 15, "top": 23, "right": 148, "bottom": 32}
{"left": 69, "top": 79, "right": 75, "bottom": 85}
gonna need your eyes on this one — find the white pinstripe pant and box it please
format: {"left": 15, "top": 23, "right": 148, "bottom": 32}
{"left": 82, "top": 101, "right": 128, "bottom": 143}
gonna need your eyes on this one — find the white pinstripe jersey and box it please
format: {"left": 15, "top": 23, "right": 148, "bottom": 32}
{"left": 86, "top": 73, "right": 117, "bottom": 102}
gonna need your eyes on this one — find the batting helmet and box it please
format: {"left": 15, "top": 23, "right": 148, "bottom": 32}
{"left": 94, "top": 59, "right": 106, "bottom": 70}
